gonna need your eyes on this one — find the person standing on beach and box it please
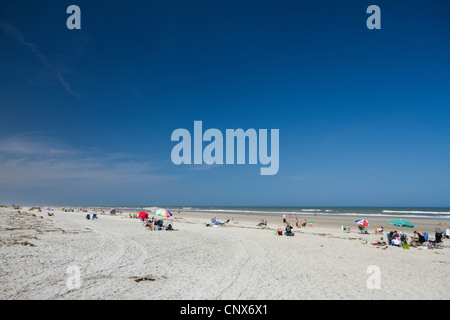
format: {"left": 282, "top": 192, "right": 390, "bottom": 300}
{"left": 283, "top": 213, "right": 287, "bottom": 224}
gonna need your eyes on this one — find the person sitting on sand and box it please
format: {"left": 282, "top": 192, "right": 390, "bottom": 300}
{"left": 284, "top": 223, "right": 294, "bottom": 236}
{"left": 149, "top": 220, "right": 156, "bottom": 231}
{"left": 301, "top": 219, "right": 307, "bottom": 227}
{"left": 445, "top": 227, "right": 450, "bottom": 239}
{"left": 410, "top": 231, "right": 420, "bottom": 246}
{"left": 358, "top": 224, "right": 365, "bottom": 233}
{"left": 257, "top": 220, "right": 267, "bottom": 227}
{"left": 377, "top": 237, "right": 386, "bottom": 245}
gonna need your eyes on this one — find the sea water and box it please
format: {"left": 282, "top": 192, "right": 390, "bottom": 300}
{"left": 97, "top": 206, "right": 450, "bottom": 219}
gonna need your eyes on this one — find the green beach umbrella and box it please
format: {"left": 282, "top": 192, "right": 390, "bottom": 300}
{"left": 388, "top": 219, "right": 414, "bottom": 228}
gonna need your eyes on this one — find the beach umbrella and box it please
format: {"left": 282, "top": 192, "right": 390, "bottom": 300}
{"left": 138, "top": 212, "right": 149, "bottom": 220}
{"left": 388, "top": 219, "right": 414, "bottom": 228}
{"left": 155, "top": 209, "right": 173, "bottom": 218}
{"left": 355, "top": 219, "right": 370, "bottom": 227}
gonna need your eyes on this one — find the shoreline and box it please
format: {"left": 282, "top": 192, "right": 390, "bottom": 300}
{"left": 175, "top": 210, "right": 448, "bottom": 235}
{"left": 21, "top": 205, "right": 450, "bottom": 233}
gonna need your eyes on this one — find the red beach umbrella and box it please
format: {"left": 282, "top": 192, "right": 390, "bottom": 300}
{"left": 138, "top": 212, "right": 149, "bottom": 220}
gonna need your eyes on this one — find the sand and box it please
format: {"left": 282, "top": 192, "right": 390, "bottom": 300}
{"left": 0, "top": 207, "right": 449, "bottom": 300}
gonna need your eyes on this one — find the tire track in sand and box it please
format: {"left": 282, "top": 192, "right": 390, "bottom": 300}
{"left": 216, "top": 231, "right": 266, "bottom": 299}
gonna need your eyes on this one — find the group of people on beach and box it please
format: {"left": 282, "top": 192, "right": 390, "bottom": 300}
{"left": 283, "top": 213, "right": 308, "bottom": 228}
{"left": 140, "top": 216, "right": 173, "bottom": 231}
{"left": 275, "top": 213, "right": 312, "bottom": 236}
{"left": 372, "top": 228, "right": 448, "bottom": 249}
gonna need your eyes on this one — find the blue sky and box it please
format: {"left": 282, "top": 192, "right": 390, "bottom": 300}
{"left": 1, "top": 0, "right": 449, "bottom": 206}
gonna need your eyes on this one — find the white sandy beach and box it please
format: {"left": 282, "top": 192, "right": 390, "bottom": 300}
{"left": 0, "top": 207, "right": 449, "bottom": 300}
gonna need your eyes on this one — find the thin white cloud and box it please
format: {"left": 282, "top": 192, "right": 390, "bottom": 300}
{"left": 0, "top": 20, "right": 79, "bottom": 98}
{"left": 0, "top": 134, "right": 176, "bottom": 189}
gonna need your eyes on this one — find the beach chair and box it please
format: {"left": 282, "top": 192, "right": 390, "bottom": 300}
{"left": 92, "top": 213, "right": 98, "bottom": 220}
{"left": 386, "top": 233, "right": 392, "bottom": 245}
{"left": 400, "top": 233, "right": 408, "bottom": 244}
{"left": 217, "top": 220, "right": 229, "bottom": 227}
{"left": 358, "top": 225, "right": 365, "bottom": 234}
{"left": 418, "top": 233, "right": 426, "bottom": 246}
{"left": 427, "top": 232, "right": 443, "bottom": 249}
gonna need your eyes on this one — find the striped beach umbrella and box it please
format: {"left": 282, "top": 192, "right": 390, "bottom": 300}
{"left": 355, "top": 219, "right": 370, "bottom": 227}
{"left": 155, "top": 209, "right": 173, "bottom": 218}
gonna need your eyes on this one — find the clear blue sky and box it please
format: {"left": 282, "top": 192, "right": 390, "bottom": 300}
{"left": 1, "top": 0, "right": 449, "bottom": 207}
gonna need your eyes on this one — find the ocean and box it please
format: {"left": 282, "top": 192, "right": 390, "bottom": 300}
{"left": 103, "top": 206, "right": 450, "bottom": 219}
